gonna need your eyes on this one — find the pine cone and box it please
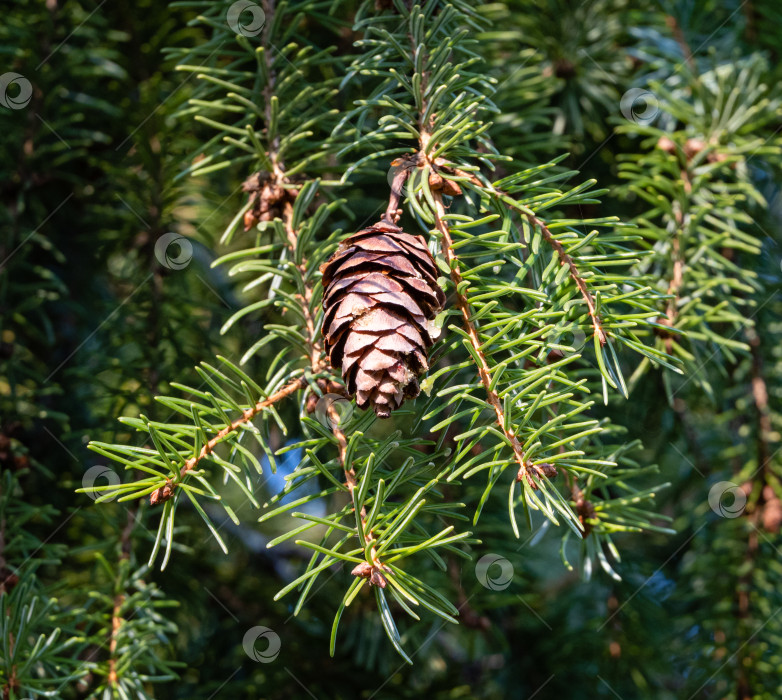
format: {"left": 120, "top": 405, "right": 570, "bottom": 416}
{"left": 320, "top": 220, "right": 445, "bottom": 418}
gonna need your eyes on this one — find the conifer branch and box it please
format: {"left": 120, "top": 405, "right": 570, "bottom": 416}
{"left": 655, "top": 155, "right": 690, "bottom": 348}
{"left": 147, "top": 0, "right": 327, "bottom": 508}
{"left": 149, "top": 374, "right": 309, "bottom": 505}
{"left": 413, "top": 36, "right": 557, "bottom": 488}
{"left": 107, "top": 592, "right": 123, "bottom": 688}
{"left": 329, "top": 405, "right": 388, "bottom": 588}
{"left": 431, "top": 191, "right": 552, "bottom": 487}
{"left": 499, "top": 198, "right": 607, "bottom": 345}
{"left": 107, "top": 509, "right": 137, "bottom": 688}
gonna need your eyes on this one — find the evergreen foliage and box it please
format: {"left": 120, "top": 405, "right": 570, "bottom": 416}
{"left": 2, "top": 0, "right": 781, "bottom": 698}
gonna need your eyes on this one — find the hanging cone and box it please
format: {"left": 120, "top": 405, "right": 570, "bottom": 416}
{"left": 320, "top": 220, "right": 445, "bottom": 418}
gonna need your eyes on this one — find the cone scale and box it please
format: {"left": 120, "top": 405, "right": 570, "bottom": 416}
{"left": 320, "top": 220, "right": 445, "bottom": 417}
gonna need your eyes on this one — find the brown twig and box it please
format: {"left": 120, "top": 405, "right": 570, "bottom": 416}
{"left": 734, "top": 329, "right": 775, "bottom": 699}
{"left": 383, "top": 160, "right": 414, "bottom": 225}
{"left": 411, "top": 37, "right": 555, "bottom": 488}
{"left": 527, "top": 211, "right": 606, "bottom": 345}
{"left": 106, "top": 593, "right": 123, "bottom": 687}
{"left": 261, "top": 0, "right": 281, "bottom": 173}
{"left": 329, "top": 405, "right": 388, "bottom": 587}
{"left": 656, "top": 168, "right": 689, "bottom": 349}
{"left": 152, "top": 0, "right": 327, "bottom": 505}
{"left": 149, "top": 375, "right": 310, "bottom": 505}
{"left": 107, "top": 507, "right": 137, "bottom": 688}
{"left": 282, "top": 198, "right": 323, "bottom": 371}
{"left": 431, "top": 191, "right": 553, "bottom": 487}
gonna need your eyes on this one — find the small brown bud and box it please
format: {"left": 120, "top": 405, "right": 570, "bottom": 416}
{"left": 574, "top": 486, "right": 596, "bottom": 537}
{"left": 150, "top": 480, "right": 175, "bottom": 506}
{"left": 369, "top": 569, "right": 388, "bottom": 588}
{"left": 351, "top": 562, "right": 373, "bottom": 579}
{"left": 326, "top": 380, "right": 348, "bottom": 397}
{"left": 428, "top": 170, "right": 444, "bottom": 191}
{"left": 351, "top": 561, "right": 388, "bottom": 587}
{"left": 518, "top": 462, "right": 557, "bottom": 489}
{"left": 441, "top": 178, "right": 462, "bottom": 197}
{"left": 656, "top": 136, "right": 676, "bottom": 154}
{"left": 244, "top": 210, "right": 259, "bottom": 231}
{"left": 684, "top": 138, "right": 706, "bottom": 159}
{"left": 554, "top": 58, "right": 576, "bottom": 79}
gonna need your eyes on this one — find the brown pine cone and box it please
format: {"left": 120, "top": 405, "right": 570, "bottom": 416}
{"left": 320, "top": 220, "right": 445, "bottom": 418}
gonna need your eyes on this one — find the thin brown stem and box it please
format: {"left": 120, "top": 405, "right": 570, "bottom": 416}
{"left": 107, "top": 592, "right": 124, "bottom": 687}
{"left": 261, "top": 0, "right": 281, "bottom": 176}
{"left": 658, "top": 170, "right": 690, "bottom": 349}
{"left": 528, "top": 211, "right": 606, "bottom": 345}
{"left": 383, "top": 161, "right": 413, "bottom": 225}
{"left": 666, "top": 178, "right": 688, "bottom": 317}
{"left": 107, "top": 507, "right": 136, "bottom": 688}
{"left": 411, "top": 34, "right": 554, "bottom": 487}
{"left": 734, "top": 330, "right": 774, "bottom": 698}
{"left": 329, "top": 405, "right": 387, "bottom": 586}
{"left": 282, "top": 199, "right": 322, "bottom": 371}
{"left": 431, "top": 192, "right": 552, "bottom": 486}
{"left": 149, "top": 374, "right": 310, "bottom": 504}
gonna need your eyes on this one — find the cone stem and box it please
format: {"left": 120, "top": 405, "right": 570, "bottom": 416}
{"left": 383, "top": 165, "right": 411, "bottom": 225}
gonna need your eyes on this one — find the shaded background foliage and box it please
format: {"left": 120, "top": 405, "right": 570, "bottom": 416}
{"left": 1, "top": 0, "right": 781, "bottom": 698}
